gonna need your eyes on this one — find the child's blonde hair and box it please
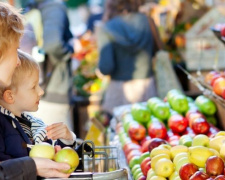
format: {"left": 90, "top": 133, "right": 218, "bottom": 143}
{"left": 0, "top": 50, "right": 39, "bottom": 97}
{"left": 0, "top": 2, "right": 24, "bottom": 61}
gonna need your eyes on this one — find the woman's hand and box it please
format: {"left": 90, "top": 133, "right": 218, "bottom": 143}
{"left": 32, "top": 157, "right": 71, "bottom": 178}
{"left": 46, "top": 122, "right": 73, "bottom": 141}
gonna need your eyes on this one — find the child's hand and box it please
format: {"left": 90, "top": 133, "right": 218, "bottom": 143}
{"left": 46, "top": 122, "right": 73, "bottom": 141}
{"left": 54, "top": 145, "right": 62, "bottom": 153}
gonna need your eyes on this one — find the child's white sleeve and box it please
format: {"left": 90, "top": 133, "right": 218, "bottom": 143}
{"left": 59, "top": 131, "right": 76, "bottom": 145}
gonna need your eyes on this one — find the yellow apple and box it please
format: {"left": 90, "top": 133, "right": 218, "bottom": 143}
{"left": 192, "top": 134, "right": 209, "bottom": 147}
{"left": 215, "top": 131, "right": 225, "bottom": 137}
{"left": 188, "top": 146, "right": 214, "bottom": 168}
{"left": 54, "top": 147, "right": 79, "bottom": 173}
{"left": 147, "top": 169, "right": 156, "bottom": 180}
{"left": 170, "top": 145, "right": 188, "bottom": 160}
{"left": 150, "top": 147, "right": 171, "bottom": 159}
{"left": 173, "top": 152, "right": 188, "bottom": 165}
{"left": 175, "top": 156, "right": 190, "bottom": 172}
{"left": 209, "top": 148, "right": 220, "bottom": 157}
{"left": 151, "top": 154, "right": 170, "bottom": 170}
{"left": 158, "top": 144, "right": 171, "bottom": 150}
{"left": 29, "top": 142, "right": 55, "bottom": 160}
{"left": 169, "top": 171, "right": 179, "bottom": 180}
{"left": 220, "top": 143, "right": 225, "bottom": 159}
{"left": 150, "top": 175, "right": 167, "bottom": 180}
{"left": 209, "top": 136, "right": 225, "bottom": 152}
{"left": 154, "top": 158, "right": 174, "bottom": 178}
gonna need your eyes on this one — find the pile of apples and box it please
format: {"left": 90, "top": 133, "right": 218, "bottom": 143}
{"left": 205, "top": 70, "right": 225, "bottom": 99}
{"left": 116, "top": 89, "right": 223, "bottom": 180}
{"left": 118, "top": 130, "right": 225, "bottom": 180}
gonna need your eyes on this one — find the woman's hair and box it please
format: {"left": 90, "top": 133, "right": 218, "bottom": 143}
{"left": 0, "top": 2, "right": 24, "bottom": 61}
{"left": 0, "top": 50, "right": 39, "bottom": 97}
{"left": 103, "top": 0, "right": 146, "bottom": 21}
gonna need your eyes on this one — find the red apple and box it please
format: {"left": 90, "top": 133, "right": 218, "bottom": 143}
{"left": 190, "top": 171, "right": 209, "bottom": 180}
{"left": 140, "top": 157, "right": 151, "bottom": 176}
{"left": 187, "top": 112, "right": 205, "bottom": 128}
{"left": 123, "top": 143, "right": 141, "bottom": 156}
{"left": 206, "top": 156, "right": 224, "bottom": 176}
{"left": 211, "top": 74, "right": 221, "bottom": 86}
{"left": 137, "top": 176, "right": 146, "bottom": 180}
{"left": 168, "top": 114, "right": 188, "bottom": 134}
{"left": 213, "top": 77, "right": 225, "bottom": 96}
{"left": 140, "top": 136, "right": 151, "bottom": 146}
{"left": 205, "top": 71, "right": 220, "bottom": 85}
{"left": 222, "top": 89, "right": 225, "bottom": 99}
{"left": 221, "top": 26, "right": 225, "bottom": 37}
{"left": 148, "top": 121, "right": 167, "bottom": 139}
{"left": 215, "top": 175, "right": 225, "bottom": 180}
{"left": 148, "top": 138, "right": 168, "bottom": 153}
{"left": 191, "top": 117, "right": 210, "bottom": 134}
{"left": 206, "top": 177, "right": 215, "bottom": 180}
{"left": 179, "top": 163, "right": 199, "bottom": 180}
{"left": 128, "top": 123, "right": 146, "bottom": 141}
{"left": 141, "top": 139, "right": 152, "bottom": 153}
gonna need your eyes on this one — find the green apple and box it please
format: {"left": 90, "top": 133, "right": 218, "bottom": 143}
{"left": 129, "top": 156, "right": 140, "bottom": 169}
{"left": 175, "top": 156, "right": 190, "bottom": 172}
{"left": 152, "top": 102, "right": 170, "bottom": 121}
{"left": 205, "top": 115, "right": 217, "bottom": 126}
{"left": 154, "top": 158, "right": 174, "bottom": 178}
{"left": 54, "top": 147, "right": 79, "bottom": 173}
{"left": 29, "top": 142, "right": 55, "bottom": 160}
{"left": 131, "top": 164, "right": 141, "bottom": 174}
{"left": 169, "top": 94, "right": 189, "bottom": 114}
{"left": 147, "top": 97, "right": 162, "bottom": 110}
{"left": 139, "top": 151, "right": 150, "bottom": 164}
{"left": 179, "top": 135, "right": 192, "bottom": 147}
{"left": 195, "top": 95, "right": 216, "bottom": 116}
{"left": 192, "top": 134, "right": 210, "bottom": 147}
{"left": 131, "top": 103, "right": 151, "bottom": 124}
{"left": 167, "top": 89, "right": 182, "bottom": 102}
{"left": 133, "top": 168, "right": 142, "bottom": 179}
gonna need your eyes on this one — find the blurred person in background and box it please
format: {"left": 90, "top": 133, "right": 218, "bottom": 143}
{"left": 25, "top": 0, "right": 74, "bottom": 103}
{"left": 86, "top": 0, "right": 105, "bottom": 32}
{"left": 97, "top": 0, "right": 159, "bottom": 114}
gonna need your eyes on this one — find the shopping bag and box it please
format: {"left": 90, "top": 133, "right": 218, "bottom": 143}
{"left": 155, "top": 50, "right": 182, "bottom": 99}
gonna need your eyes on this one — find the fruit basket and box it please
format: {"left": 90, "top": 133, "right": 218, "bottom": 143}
{"left": 43, "top": 140, "right": 128, "bottom": 180}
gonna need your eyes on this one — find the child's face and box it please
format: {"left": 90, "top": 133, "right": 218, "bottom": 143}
{"left": 0, "top": 43, "right": 20, "bottom": 87}
{"left": 12, "top": 70, "right": 44, "bottom": 116}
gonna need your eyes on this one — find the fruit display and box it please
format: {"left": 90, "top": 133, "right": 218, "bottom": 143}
{"left": 115, "top": 89, "right": 225, "bottom": 180}
{"left": 72, "top": 32, "right": 107, "bottom": 97}
{"left": 204, "top": 70, "right": 225, "bottom": 99}
{"left": 29, "top": 143, "right": 79, "bottom": 173}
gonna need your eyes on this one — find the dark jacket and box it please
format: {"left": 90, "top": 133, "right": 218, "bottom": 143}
{"left": 98, "top": 13, "right": 155, "bottom": 81}
{"left": 0, "top": 157, "right": 36, "bottom": 180}
{"left": 0, "top": 110, "right": 74, "bottom": 161}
